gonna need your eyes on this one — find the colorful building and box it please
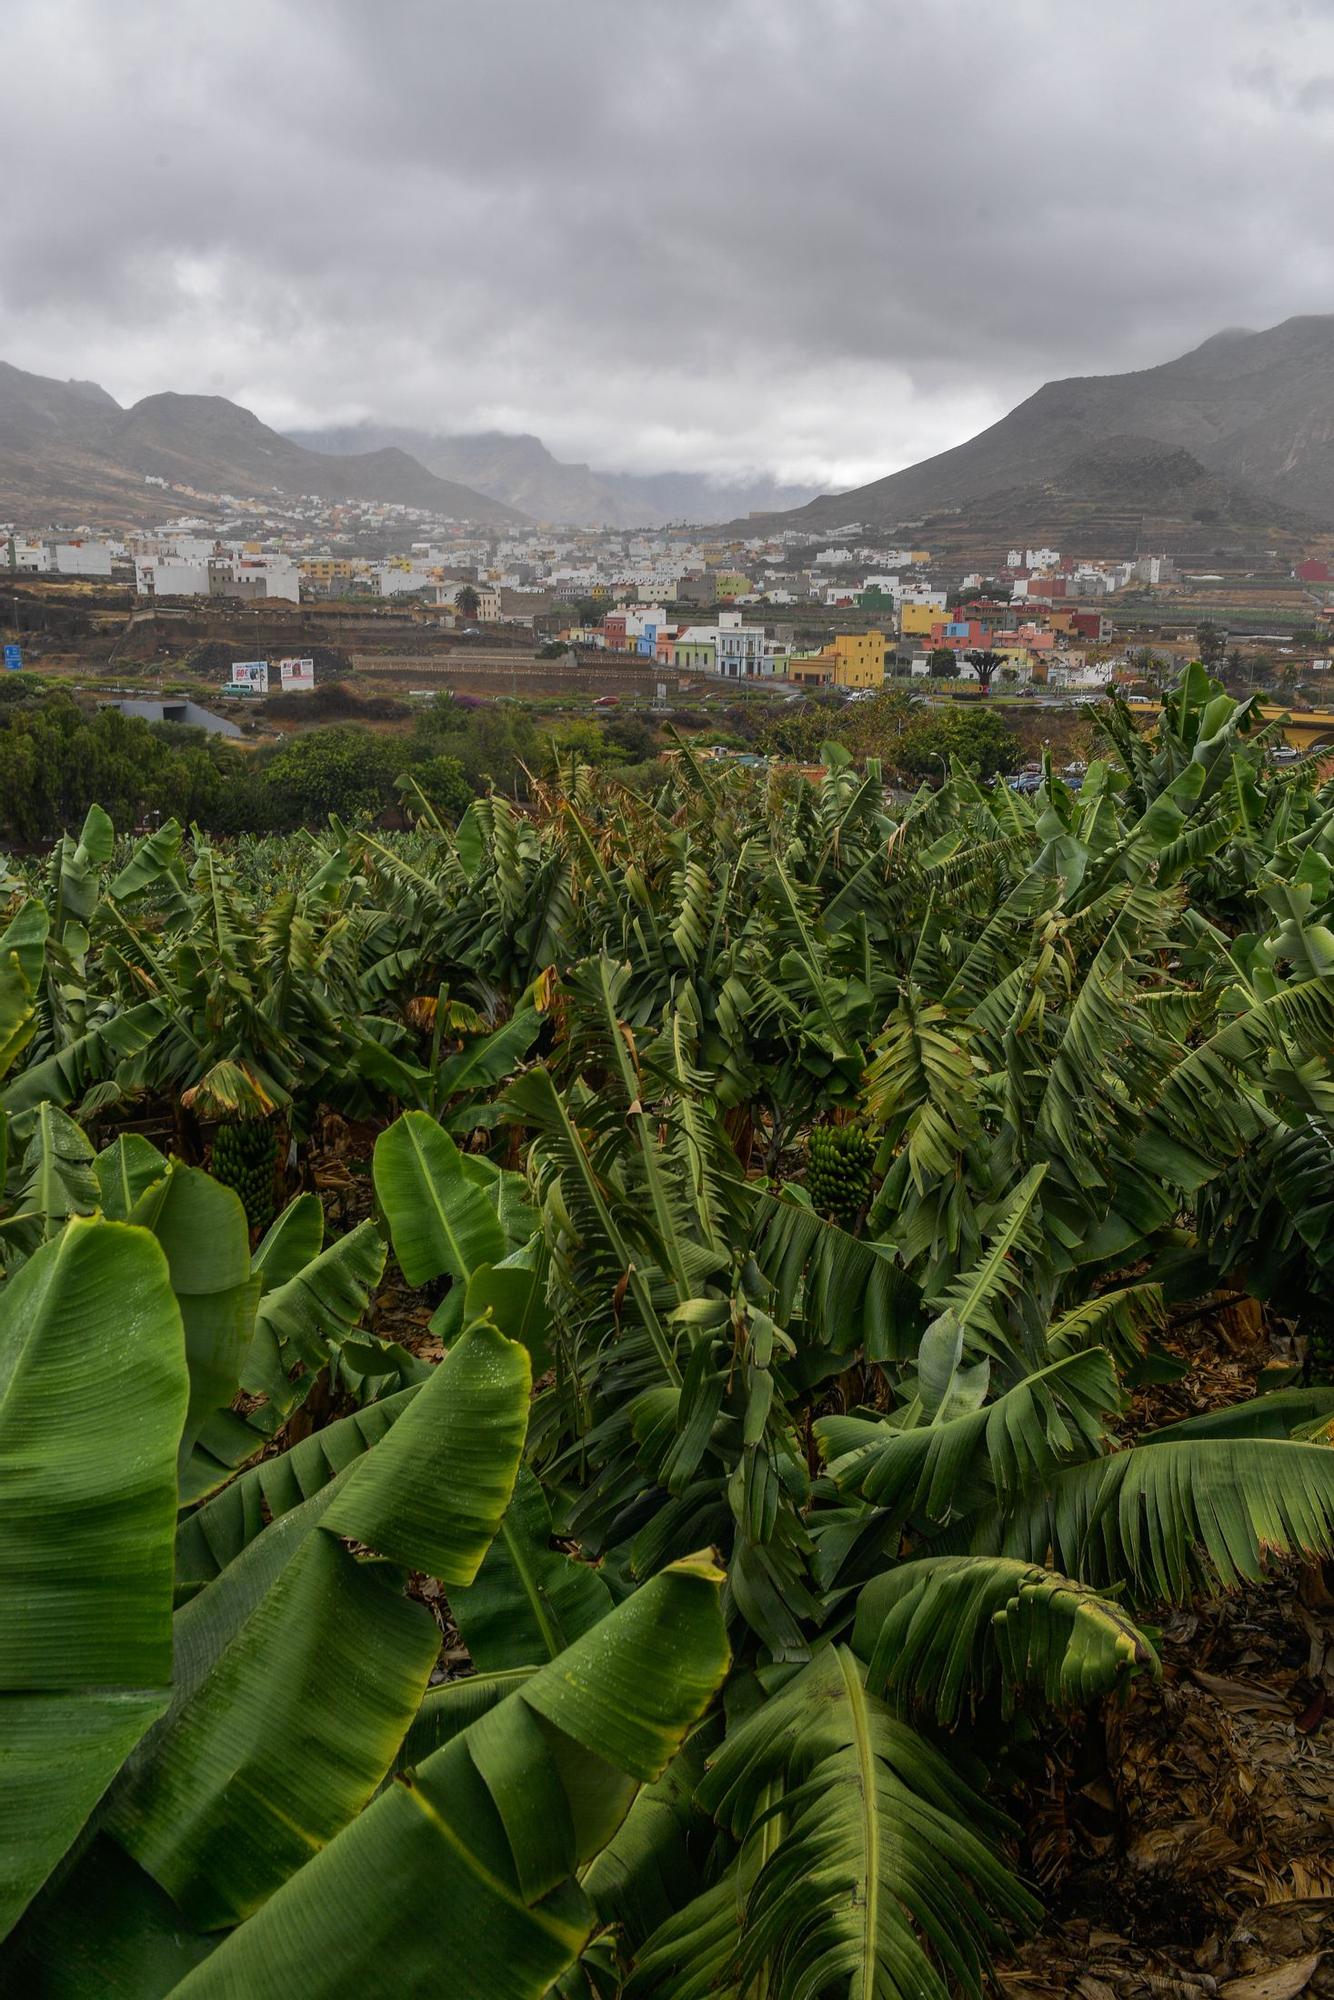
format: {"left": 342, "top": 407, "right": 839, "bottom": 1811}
{"left": 899, "top": 600, "right": 945, "bottom": 638}
{"left": 927, "top": 618, "right": 995, "bottom": 653}
{"left": 300, "top": 558, "right": 359, "bottom": 586}
{"left": 788, "top": 630, "right": 888, "bottom": 689}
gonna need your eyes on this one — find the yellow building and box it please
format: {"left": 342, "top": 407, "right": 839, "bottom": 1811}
{"left": 788, "top": 630, "right": 887, "bottom": 689}
{"left": 898, "top": 601, "right": 945, "bottom": 638}
{"left": 300, "top": 558, "right": 359, "bottom": 582}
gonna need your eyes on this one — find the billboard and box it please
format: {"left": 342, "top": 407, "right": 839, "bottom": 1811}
{"left": 278, "top": 657, "right": 315, "bottom": 692}
{"left": 227, "top": 660, "right": 269, "bottom": 694}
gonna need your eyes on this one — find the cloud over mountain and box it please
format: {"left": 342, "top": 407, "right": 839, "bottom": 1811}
{"left": 6, "top": 1, "right": 1334, "bottom": 490}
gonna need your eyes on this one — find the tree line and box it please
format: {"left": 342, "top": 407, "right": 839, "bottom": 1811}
{"left": 0, "top": 679, "right": 1028, "bottom": 844}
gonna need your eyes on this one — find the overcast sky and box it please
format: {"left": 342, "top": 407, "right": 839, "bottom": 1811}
{"left": 6, "top": 0, "right": 1334, "bottom": 490}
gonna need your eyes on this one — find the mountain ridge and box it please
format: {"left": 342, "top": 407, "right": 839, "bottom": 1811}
{"left": 0, "top": 368, "right": 525, "bottom": 527}
{"left": 0, "top": 361, "right": 818, "bottom": 530}
{"left": 739, "top": 316, "right": 1334, "bottom": 548}
{"left": 286, "top": 419, "right": 823, "bottom": 527}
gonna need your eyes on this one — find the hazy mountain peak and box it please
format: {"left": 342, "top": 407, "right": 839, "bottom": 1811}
{"left": 287, "top": 418, "right": 821, "bottom": 527}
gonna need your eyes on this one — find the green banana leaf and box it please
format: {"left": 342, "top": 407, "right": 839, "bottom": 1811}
{"left": 323, "top": 1318, "right": 530, "bottom": 1579}
{"left": 108, "top": 1531, "right": 439, "bottom": 1929}
{"left": 250, "top": 1191, "right": 325, "bottom": 1291}
{"left": 95, "top": 1135, "right": 168, "bottom": 1220}
{"left": 131, "top": 1164, "right": 259, "bottom": 1459}
{"left": 169, "top": 1555, "right": 728, "bottom": 2000}
{"left": 2, "top": 1102, "right": 99, "bottom": 1248}
{"left": 458, "top": 1250, "right": 551, "bottom": 1371}
{"left": 240, "top": 1217, "right": 386, "bottom": 1416}
{"left": 452, "top": 1468, "right": 612, "bottom": 1671}
{"left": 2, "top": 1836, "right": 215, "bottom": 1998}
{"left": 0, "top": 1219, "right": 187, "bottom": 1938}
{"left": 112, "top": 1314, "right": 532, "bottom": 1927}
{"left": 372, "top": 1109, "right": 506, "bottom": 1287}
{"left": 0, "top": 898, "right": 48, "bottom": 990}
{"left": 174, "top": 1389, "right": 421, "bottom": 1602}
{"left": 0, "top": 951, "right": 35, "bottom": 1082}
{"left": 392, "top": 1667, "right": 537, "bottom": 1772}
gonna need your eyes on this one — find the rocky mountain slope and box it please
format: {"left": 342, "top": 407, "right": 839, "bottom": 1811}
{"left": 0, "top": 364, "right": 524, "bottom": 526}
{"left": 750, "top": 316, "right": 1334, "bottom": 548}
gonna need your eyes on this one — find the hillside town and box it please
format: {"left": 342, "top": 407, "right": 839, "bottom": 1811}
{"left": 9, "top": 510, "right": 1334, "bottom": 697}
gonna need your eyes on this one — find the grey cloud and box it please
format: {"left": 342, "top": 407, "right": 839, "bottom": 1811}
{"left": 5, "top": 0, "right": 1334, "bottom": 485}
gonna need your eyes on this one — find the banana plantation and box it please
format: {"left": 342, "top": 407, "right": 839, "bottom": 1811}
{"left": 3, "top": 669, "right": 1334, "bottom": 1997}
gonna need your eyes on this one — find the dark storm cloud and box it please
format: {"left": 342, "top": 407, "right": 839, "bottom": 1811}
{"left": 5, "top": 0, "right": 1334, "bottom": 485}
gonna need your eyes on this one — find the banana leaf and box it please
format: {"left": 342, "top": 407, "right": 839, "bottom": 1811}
{"left": 0, "top": 1219, "right": 187, "bottom": 1938}
{"left": 169, "top": 1555, "right": 728, "bottom": 2000}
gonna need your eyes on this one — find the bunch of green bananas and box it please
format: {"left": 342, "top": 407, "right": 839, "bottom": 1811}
{"left": 1309, "top": 1324, "right": 1334, "bottom": 1383}
{"left": 212, "top": 1119, "right": 278, "bottom": 1231}
{"left": 804, "top": 1123, "right": 875, "bottom": 1229}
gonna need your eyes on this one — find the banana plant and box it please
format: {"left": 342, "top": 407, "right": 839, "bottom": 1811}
{"left": 6, "top": 682, "right": 1334, "bottom": 1997}
{"left": 1, "top": 1148, "right": 729, "bottom": 1998}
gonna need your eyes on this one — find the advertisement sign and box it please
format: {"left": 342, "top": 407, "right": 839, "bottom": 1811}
{"left": 227, "top": 660, "right": 269, "bottom": 694}
{"left": 278, "top": 657, "right": 315, "bottom": 692}
{"left": 2, "top": 644, "right": 21, "bottom": 672}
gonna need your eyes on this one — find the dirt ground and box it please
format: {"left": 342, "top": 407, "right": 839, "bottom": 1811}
{"left": 1002, "top": 1308, "right": 1334, "bottom": 2000}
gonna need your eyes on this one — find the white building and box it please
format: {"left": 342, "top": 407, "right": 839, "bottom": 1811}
{"left": 132, "top": 534, "right": 221, "bottom": 564}
{"left": 687, "top": 610, "right": 777, "bottom": 678}
{"left": 134, "top": 549, "right": 299, "bottom": 601}
{"left": 136, "top": 556, "right": 210, "bottom": 598}
{"left": 54, "top": 539, "right": 114, "bottom": 578}
{"left": 233, "top": 555, "right": 299, "bottom": 603}
{"left": 435, "top": 581, "right": 501, "bottom": 620}
{"left": 1047, "top": 654, "right": 1111, "bottom": 688}
{"left": 10, "top": 539, "right": 51, "bottom": 573}
{"left": 375, "top": 566, "right": 433, "bottom": 597}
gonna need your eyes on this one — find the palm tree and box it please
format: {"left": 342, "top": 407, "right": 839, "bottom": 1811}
{"left": 964, "top": 647, "right": 1003, "bottom": 695}
{"left": 454, "top": 584, "right": 481, "bottom": 622}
